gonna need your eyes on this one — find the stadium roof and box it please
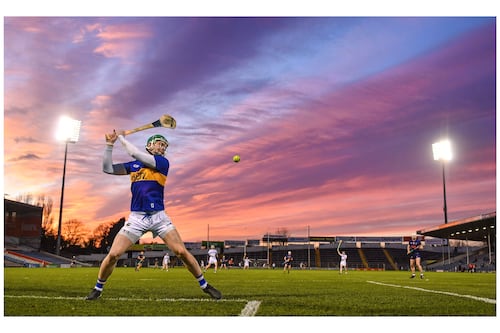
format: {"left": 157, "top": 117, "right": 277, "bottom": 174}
{"left": 417, "top": 212, "right": 496, "bottom": 242}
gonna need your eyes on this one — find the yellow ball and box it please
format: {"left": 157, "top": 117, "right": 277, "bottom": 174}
{"left": 233, "top": 155, "right": 240, "bottom": 163}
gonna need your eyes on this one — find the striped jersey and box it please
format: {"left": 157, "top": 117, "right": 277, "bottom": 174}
{"left": 123, "top": 155, "right": 169, "bottom": 212}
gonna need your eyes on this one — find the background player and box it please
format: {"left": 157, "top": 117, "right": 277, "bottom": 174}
{"left": 337, "top": 247, "right": 348, "bottom": 274}
{"left": 408, "top": 235, "right": 424, "bottom": 279}
{"left": 243, "top": 255, "right": 251, "bottom": 269}
{"left": 283, "top": 251, "right": 293, "bottom": 273}
{"left": 162, "top": 252, "right": 170, "bottom": 271}
{"left": 205, "top": 245, "right": 218, "bottom": 273}
{"left": 135, "top": 251, "right": 145, "bottom": 271}
{"left": 220, "top": 255, "right": 228, "bottom": 269}
{"left": 85, "top": 130, "right": 221, "bottom": 300}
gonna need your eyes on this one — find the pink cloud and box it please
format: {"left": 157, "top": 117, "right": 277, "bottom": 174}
{"left": 93, "top": 23, "right": 152, "bottom": 60}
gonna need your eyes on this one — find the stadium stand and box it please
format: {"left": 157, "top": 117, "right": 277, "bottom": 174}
{"left": 4, "top": 240, "right": 492, "bottom": 271}
{"left": 4, "top": 249, "right": 82, "bottom": 267}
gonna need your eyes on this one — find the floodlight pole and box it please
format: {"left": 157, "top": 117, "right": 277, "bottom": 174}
{"left": 56, "top": 141, "right": 69, "bottom": 256}
{"left": 439, "top": 161, "right": 452, "bottom": 265}
{"left": 55, "top": 116, "right": 81, "bottom": 257}
{"left": 441, "top": 161, "right": 448, "bottom": 224}
{"left": 207, "top": 224, "right": 210, "bottom": 249}
{"left": 307, "top": 225, "right": 311, "bottom": 269}
{"left": 266, "top": 232, "right": 270, "bottom": 268}
{"left": 432, "top": 139, "right": 452, "bottom": 267}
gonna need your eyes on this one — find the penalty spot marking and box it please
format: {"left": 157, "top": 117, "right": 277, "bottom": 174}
{"left": 367, "top": 280, "right": 496, "bottom": 304}
{"left": 5, "top": 295, "right": 262, "bottom": 316}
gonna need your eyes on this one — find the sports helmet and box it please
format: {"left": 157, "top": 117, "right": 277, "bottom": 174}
{"left": 145, "top": 134, "right": 169, "bottom": 155}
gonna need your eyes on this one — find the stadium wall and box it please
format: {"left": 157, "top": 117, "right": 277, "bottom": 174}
{"left": 4, "top": 199, "right": 43, "bottom": 249}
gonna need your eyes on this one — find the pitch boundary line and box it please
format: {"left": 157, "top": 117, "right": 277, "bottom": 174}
{"left": 367, "top": 280, "right": 496, "bottom": 304}
{"left": 5, "top": 295, "right": 262, "bottom": 316}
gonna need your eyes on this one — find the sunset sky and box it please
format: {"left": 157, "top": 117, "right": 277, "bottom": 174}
{"left": 2, "top": 11, "right": 497, "bottom": 243}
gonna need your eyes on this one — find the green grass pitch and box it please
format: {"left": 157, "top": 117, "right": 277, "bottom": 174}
{"left": 3, "top": 267, "right": 495, "bottom": 317}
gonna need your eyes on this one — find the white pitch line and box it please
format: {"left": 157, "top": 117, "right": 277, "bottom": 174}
{"left": 367, "top": 280, "right": 496, "bottom": 304}
{"left": 6, "top": 294, "right": 263, "bottom": 315}
{"left": 239, "top": 300, "right": 262, "bottom": 316}
{"left": 4, "top": 295, "right": 249, "bottom": 303}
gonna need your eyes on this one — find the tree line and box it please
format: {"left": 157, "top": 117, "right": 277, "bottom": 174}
{"left": 15, "top": 193, "right": 126, "bottom": 255}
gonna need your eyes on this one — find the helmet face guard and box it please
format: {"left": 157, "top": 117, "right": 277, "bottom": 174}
{"left": 146, "top": 134, "right": 169, "bottom": 155}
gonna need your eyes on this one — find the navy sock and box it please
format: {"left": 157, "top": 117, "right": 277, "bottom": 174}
{"left": 196, "top": 274, "right": 208, "bottom": 289}
{"left": 95, "top": 279, "right": 106, "bottom": 291}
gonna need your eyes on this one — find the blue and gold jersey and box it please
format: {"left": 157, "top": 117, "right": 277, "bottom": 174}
{"left": 123, "top": 155, "right": 169, "bottom": 212}
{"left": 408, "top": 239, "right": 421, "bottom": 256}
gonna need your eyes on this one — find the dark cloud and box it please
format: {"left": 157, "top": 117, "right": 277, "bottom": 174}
{"left": 13, "top": 137, "right": 39, "bottom": 144}
{"left": 10, "top": 153, "right": 41, "bottom": 161}
{"left": 107, "top": 17, "right": 303, "bottom": 116}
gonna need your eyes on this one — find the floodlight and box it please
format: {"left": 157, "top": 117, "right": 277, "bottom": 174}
{"left": 432, "top": 139, "right": 452, "bottom": 161}
{"left": 56, "top": 116, "right": 81, "bottom": 143}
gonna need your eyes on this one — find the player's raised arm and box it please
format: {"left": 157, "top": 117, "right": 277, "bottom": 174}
{"left": 117, "top": 134, "right": 157, "bottom": 168}
{"left": 103, "top": 130, "right": 127, "bottom": 175}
